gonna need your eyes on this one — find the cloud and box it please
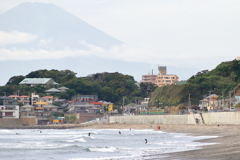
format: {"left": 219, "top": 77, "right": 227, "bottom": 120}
{"left": 0, "top": 41, "right": 235, "bottom": 72}
{"left": 0, "top": 30, "right": 38, "bottom": 46}
{"left": 38, "top": 39, "right": 53, "bottom": 46}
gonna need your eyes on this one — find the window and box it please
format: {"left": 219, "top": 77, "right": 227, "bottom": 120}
{"left": 5, "top": 112, "right": 13, "bottom": 116}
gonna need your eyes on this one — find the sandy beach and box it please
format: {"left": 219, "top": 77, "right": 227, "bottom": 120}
{"left": 77, "top": 123, "right": 240, "bottom": 160}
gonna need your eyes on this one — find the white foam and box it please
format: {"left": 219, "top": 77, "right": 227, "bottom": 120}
{"left": 0, "top": 129, "right": 11, "bottom": 133}
{"left": 89, "top": 146, "right": 117, "bottom": 152}
{"left": 64, "top": 138, "right": 86, "bottom": 143}
{"left": 76, "top": 138, "right": 86, "bottom": 142}
{"left": 64, "top": 140, "right": 75, "bottom": 143}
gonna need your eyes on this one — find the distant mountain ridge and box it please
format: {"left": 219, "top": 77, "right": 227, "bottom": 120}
{"left": 0, "top": 2, "right": 124, "bottom": 50}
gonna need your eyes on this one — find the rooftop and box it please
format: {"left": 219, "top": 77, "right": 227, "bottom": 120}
{"left": 19, "top": 78, "right": 59, "bottom": 85}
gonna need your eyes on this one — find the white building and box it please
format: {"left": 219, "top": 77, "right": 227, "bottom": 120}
{"left": 0, "top": 105, "right": 19, "bottom": 118}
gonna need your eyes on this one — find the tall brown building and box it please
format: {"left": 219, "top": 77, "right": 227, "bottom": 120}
{"left": 141, "top": 66, "right": 179, "bottom": 87}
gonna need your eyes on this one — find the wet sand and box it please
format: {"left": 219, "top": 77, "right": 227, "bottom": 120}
{"left": 78, "top": 123, "right": 240, "bottom": 160}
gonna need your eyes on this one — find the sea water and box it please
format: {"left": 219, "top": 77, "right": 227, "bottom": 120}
{"left": 0, "top": 128, "right": 217, "bottom": 160}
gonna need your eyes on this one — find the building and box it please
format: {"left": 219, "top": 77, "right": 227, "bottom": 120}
{"left": 45, "top": 88, "right": 61, "bottom": 94}
{"left": 141, "top": 75, "right": 157, "bottom": 83}
{"left": 19, "top": 78, "right": 59, "bottom": 86}
{"left": 31, "top": 93, "right": 39, "bottom": 105}
{"left": 155, "top": 66, "right": 179, "bottom": 87}
{"left": 41, "top": 96, "right": 54, "bottom": 105}
{"left": 68, "top": 102, "right": 96, "bottom": 113}
{"left": 58, "top": 86, "right": 69, "bottom": 92}
{"left": 199, "top": 94, "right": 219, "bottom": 111}
{"left": 72, "top": 95, "right": 98, "bottom": 103}
{"left": 8, "top": 95, "right": 30, "bottom": 105}
{"left": 141, "top": 66, "right": 179, "bottom": 87}
{"left": 0, "top": 97, "right": 19, "bottom": 118}
{"left": 20, "top": 104, "right": 35, "bottom": 117}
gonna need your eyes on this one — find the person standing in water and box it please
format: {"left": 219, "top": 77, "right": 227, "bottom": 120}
{"left": 88, "top": 132, "right": 91, "bottom": 136}
{"left": 145, "top": 139, "right": 147, "bottom": 144}
{"left": 119, "top": 131, "right": 121, "bottom": 134}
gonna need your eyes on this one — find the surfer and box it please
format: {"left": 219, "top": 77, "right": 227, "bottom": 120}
{"left": 145, "top": 139, "right": 147, "bottom": 144}
{"left": 119, "top": 131, "right": 121, "bottom": 134}
{"left": 88, "top": 132, "right": 91, "bottom": 136}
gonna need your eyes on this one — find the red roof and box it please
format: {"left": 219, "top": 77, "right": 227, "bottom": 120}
{"left": 91, "top": 102, "right": 103, "bottom": 105}
{"left": 68, "top": 101, "right": 74, "bottom": 103}
{"left": 42, "top": 96, "right": 53, "bottom": 98}
{"left": 9, "top": 95, "right": 19, "bottom": 97}
{"left": 20, "top": 96, "right": 29, "bottom": 97}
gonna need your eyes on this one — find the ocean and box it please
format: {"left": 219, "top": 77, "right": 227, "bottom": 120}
{"left": 0, "top": 128, "right": 217, "bottom": 160}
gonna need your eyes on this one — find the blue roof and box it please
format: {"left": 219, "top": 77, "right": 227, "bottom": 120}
{"left": 54, "top": 117, "right": 64, "bottom": 120}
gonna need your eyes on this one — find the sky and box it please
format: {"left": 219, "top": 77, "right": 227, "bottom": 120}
{"left": 0, "top": 0, "right": 240, "bottom": 85}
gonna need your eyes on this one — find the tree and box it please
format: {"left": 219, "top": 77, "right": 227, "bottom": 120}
{"left": 69, "top": 115, "right": 77, "bottom": 123}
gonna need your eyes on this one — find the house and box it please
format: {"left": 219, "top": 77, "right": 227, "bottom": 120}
{"left": 8, "top": 95, "right": 20, "bottom": 100}
{"left": 0, "top": 105, "right": 19, "bottom": 118}
{"left": 9, "top": 95, "right": 30, "bottom": 105}
{"left": 45, "top": 88, "right": 61, "bottom": 93}
{"left": 88, "top": 106, "right": 101, "bottom": 114}
{"left": 58, "top": 86, "right": 69, "bottom": 92}
{"left": 19, "top": 78, "right": 59, "bottom": 86}
{"left": 34, "top": 105, "right": 59, "bottom": 125}
{"left": 31, "top": 93, "right": 39, "bottom": 105}
{"left": 41, "top": 96, "right": 54, "bottom": 105}
{"left": 199, "top": 94, "right": 219, "bottom": 111}
{"left": 0, "top": 97, "right": 19, "bottom": 118}
{"left": 91, "top": 102, "right": 103, "bottom": 108}
{"left": 54, "top": 99, "right": 69, "bottom": 108}
{"left": 69, "top": 102, "right": 95, "bottom": 113}
{"left": 20, "top": 104, "right": 35, "bottom": 117}
{"left": 72, "top": 95, "right": 98, "bottom": 103}
{"left": 34, "top": 98, "right": 49, "bottom": 107}
{"left": 19, "top": 96, "right": 30, "bottom": 105}
{"left": 53, "top": 117, "right": 64, "bottom": 124}
{"left": 99, "top": 101, "right": 114, "bottom": 113}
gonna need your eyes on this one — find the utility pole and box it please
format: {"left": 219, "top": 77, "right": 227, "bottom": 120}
{"left": 188, "top": 93, "right": 191, "bottom": 111}
{"left": 222, "top": 92, "right": 224, "bottom": 110}
{"left": 229, "top": 91, "right": 232, "bottom": 108}
{"left": 122, "top": 97, "right": 125, "bottom": 114}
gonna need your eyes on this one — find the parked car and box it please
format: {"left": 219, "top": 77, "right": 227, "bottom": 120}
{"left": 230, "top": 107, "right": 237, "bottom": 112}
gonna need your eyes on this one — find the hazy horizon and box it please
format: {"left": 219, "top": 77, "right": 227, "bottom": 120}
{"left": 0, "top": 0, "right": 239, "bottom": 85}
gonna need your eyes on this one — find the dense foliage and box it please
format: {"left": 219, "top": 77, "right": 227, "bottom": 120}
{"left": 0, "top": 70, "right": 154, "bottom": 106}
{"left": 150, "top": 59, "right": 240, "bottom": 106}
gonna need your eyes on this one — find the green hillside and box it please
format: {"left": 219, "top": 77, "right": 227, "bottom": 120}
{"left": 149, "top": 59, "right": 240, "bottom": 107}
{"left": 0, "top": 70, "right": 155, "bottom": 107}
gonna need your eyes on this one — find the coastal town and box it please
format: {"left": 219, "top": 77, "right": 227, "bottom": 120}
{"left": 0, "top": 64, "right": 240, "bottom": 128}
{"left": 1, "top": 1, "right": 240, "bottom": 159}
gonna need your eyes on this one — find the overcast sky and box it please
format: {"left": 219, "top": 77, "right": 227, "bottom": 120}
{"left": 0, "top": 0, "right": 240, "bottom": 84}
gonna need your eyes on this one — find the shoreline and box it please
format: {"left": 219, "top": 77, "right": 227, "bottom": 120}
{"left": 1, "top": 123, "right": 240, "bottom": 159}
{"left": 79, "top": 123, "right": 240, "bottom": 159}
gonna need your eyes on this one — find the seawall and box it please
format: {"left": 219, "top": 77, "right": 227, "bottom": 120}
{"left": 109, "top": 112, "right": 240, "bottom": 125}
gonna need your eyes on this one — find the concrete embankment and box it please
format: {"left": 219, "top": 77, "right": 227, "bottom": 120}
{"left": 109, "top": 112, "right": 240, "bottom": 125}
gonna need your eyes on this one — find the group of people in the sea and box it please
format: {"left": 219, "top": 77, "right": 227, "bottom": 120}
{"left": 16, "top": 130, "right": 42, "bottom": 135}
{"left": 87, "top": 127, "right": 151, "bottom": 144}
